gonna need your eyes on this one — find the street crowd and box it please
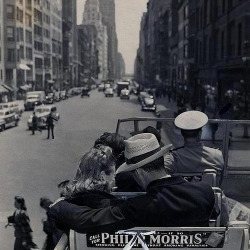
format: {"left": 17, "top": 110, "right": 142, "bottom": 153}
{"left": 5, "top": 110, "right": 249, "bottom": 249}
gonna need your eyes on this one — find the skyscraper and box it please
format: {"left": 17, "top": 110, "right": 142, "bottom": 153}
{"left": 82, "top": 0, "right": 108, "bottom": 80}
{"left": 98, "top": 0, "right": 118, "bottom": 79}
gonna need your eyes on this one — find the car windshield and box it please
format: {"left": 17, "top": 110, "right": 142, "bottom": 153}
{"left": 35, "top": 108, "right": 50, "bottom": 113}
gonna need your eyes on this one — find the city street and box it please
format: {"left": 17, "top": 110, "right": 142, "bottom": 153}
{"left": 0, "top": 90, "right": 158, "bottom": 249}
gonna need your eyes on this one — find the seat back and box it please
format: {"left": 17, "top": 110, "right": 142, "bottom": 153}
{"left": 70, "top": 223, "right": 249, "bottom": 250}
{"left": 173, "top": 169, "right": 218, "bottom": 187}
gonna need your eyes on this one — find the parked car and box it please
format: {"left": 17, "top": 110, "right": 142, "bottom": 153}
{"left": 27, "top": 105, "right": 60, "bottom": 130}
{"left": 81, "top": 86, "right": 90, "bottom": 97}
{"left": 105, "top": 88, "right": 114, "bottom": 97}
{"left": 60, "top": 90, "right": 67, "bottom": 100}
{"left": 141, "top": 97, "right": 157, "bottom": 112}
{"left": 98, "top": 83, "right": 105, "bottom": 92}
{"left": 120, "top": 88, "right": 130, "bottom": 99}
{"left": 138, "top": 91, "right": 153, "bottom": 103}
{"left": 0, "top": 109, "right": 19, "bottom": 131}
{"left": 54, "top": 91, "right": 61, "bottom": 102}
{"left": 0, "top": 101, "right": 23, "bottom": 116}
{"left": 44, "top": 93, "right": 54, "bottom": 104}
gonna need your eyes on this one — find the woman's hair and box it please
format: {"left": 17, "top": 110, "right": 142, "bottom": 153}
{"left": 94, "top": 132, "right": 126, "bottom": 168}
{"left": 61, "top": 145, "right": 115, "bottom": 199}
{"left": 15, "top": 195, "right": 27, "bottom": 211}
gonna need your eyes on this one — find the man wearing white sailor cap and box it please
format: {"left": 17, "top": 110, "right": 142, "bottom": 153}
{"left": 164, "top": 111, "right": 224, "bottom": 180}
{"left": 49, "top": 132, "right": 215, "bottom": 232}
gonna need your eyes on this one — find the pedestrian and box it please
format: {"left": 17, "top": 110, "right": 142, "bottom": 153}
{"left": 5, "top": 196, "right": 38, "bottom": 250}
{"left": 46, "top": 112, "right": 58, "bottom": 139}
{"left": 40, "top": 197, "right": 61, "bottom": 250}
{"left": 48, "top": 133, "right": 215, "bottom": 233}
{"left": 31, "top": 112, "right": 41, "bottom": 135}
{"left": 167, "top": 90, "right": 172, "bottom": 102}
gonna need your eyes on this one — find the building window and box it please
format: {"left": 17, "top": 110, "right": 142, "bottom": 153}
{"left": 26, "top": 30, "right": 32, "bottom": 44}
{"left": 35, "top": 58, "right": 43, "bottom": 69}
{"left": 184, "top": 25, "right": 188, "bottom": 39}
{"left": 26, "top": 0, "right": 32, "bottom": 11}
{"left": 34, "top": 41, "right": 43, "bottom": 52}
{"left": 184, "top": 44, "right": 188, "bottom": 58}
{"left": 7, "top": 27, "right": 15, "bottom": 41}
{"left": 20, "top": 45, "right": 24, "bottom": 59}
{"left": 25, "top": 13, "right": 32, "bottom": 27}
{"left": 238, "top": 23, "right": 242, "bottom": 55}
{"left": 19, "top": 28, "right": 24, "bottom": 41}
{"left": 26, "top": 47, "right": 33, "bottom": 60}
{"left": 16, "top": 7, "right": 23, "bottom": 22}
{"left": 221, "top": 31, "right": 224, "bottom": 59}
{"left": 7, "top": 5, "right": 14, "bottom": 19}
{"left": 34, "top": 25, "right": 43, "bottom": 37}
{"left": 7, "top": 49, "right": 15, "bottom": 62}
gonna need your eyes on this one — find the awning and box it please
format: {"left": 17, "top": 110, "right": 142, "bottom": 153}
{"left": 18, "top": 64, "right": 31, "bottom": 70}
{"left": 19, "top": 84, "right": 31, "bottom": 91}
{"left": 2, "top": 84, "right": 14, "bottom": 92}
{"left": 0, "top": 85, "right": 9, "bottom": 94}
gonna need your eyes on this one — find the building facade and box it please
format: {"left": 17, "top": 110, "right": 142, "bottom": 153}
{"left": 62, "top": 0, "right": 79, "bottom": 89}
{"left": 98, "top": 0, "right": 118, "bottom": 79}
{"left": 82, "top": 0, "right": 108, "bottom": 80}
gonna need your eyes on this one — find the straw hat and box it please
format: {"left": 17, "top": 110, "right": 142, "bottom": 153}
{"left": 174, "top": 111, "right": 208, "bottom": 130}
{"left": 116, "top": 133, "right": 172, "bottom": 174}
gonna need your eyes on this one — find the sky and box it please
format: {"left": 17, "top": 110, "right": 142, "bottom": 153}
{"left": 77, "top": 0, "right": 148, "bottom": 74}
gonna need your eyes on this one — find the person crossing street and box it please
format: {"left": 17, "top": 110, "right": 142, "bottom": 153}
{"left": 46, "top": 112, "right": 58, "bottom": 139}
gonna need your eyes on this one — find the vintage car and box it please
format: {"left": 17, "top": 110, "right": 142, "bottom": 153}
{"left": 141, "top": 96, "right": 157, "bottom": 112}
{"left": 0, "top": 101, "right": 24, "bottom": 116}
{"left": 27, "top": 105, "right": 60, "bottom": 130}
{"left": 81, "top": 86, "right": 90, "bottom": 97}
{"left": 0, "top": 108, "right": 19, "bottom": 131}
{"left": 98, "top": 83, "right": 105, "bottom": 92}
{"left": 60, "top": 90, "right": 67, "bottom": 100}
{"left": 138, "top": 91, "right": 154, "bottom": 103}
{"left": 120, "top": 88, "right": 130, "bottom": 99}
{"left": 105, "top": 88, "right": 114, "bottom": 97}
{"left": 44, "top": 93, "right": 54, "bottom": 104}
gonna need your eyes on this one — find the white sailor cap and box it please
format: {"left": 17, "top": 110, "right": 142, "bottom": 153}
{"left": 174, "top": 111, "right": 208, "bottom": 130}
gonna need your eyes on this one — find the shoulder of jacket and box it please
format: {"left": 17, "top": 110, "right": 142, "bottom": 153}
{"left": 170, "top": 145, "right": 184, "bottom": 152}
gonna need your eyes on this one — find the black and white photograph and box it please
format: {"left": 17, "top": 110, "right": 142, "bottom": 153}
{"left": 0, "top": 0, "right": 250, "bottom": 249}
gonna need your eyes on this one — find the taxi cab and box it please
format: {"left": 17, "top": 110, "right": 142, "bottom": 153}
{"left": 0, "top": 108, "right": 19, "bottom": 131}
{"left": 27, "top": 104, "right": 60, "bottom": 130}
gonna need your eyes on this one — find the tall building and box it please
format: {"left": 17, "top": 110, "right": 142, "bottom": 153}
{"left": 82, "top": 0, "right": 108, "bottom": 80}
{"left": 98, "top": 0, "right": 118, "bottom": 79}
{"left": 0, "top": 0, "right": 5, "bottom": 86}
{"left": 116, "top": 52, "right": 125, "bottom": 79}
{"left": 62, "top": 0, "right": 79, "bottom": 88}
{"left": 78, "top": 24, "right": 99, "bottom": 80}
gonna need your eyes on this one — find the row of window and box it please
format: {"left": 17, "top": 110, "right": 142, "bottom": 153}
{"left": 6, "top": 27, "right": 32, "bottom": 44}
{"left": 6, "top": 47, "right": 32, "bottom": 62}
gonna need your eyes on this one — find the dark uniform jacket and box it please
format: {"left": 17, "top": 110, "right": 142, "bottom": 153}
{"left": 49, "top": 176, "right": 215, "bottom": 233}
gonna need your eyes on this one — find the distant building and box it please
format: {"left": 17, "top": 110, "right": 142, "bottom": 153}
{"left": 77, "top": 24, "right": 99, "bottom": 80}
{"left": 62, "top": 0, "right": 79, "bottom": 89}
{"left": 98, "top": 0, "right": 118, "bottom": 79}
{"left": 82, "top": 0, "right": 108, "bottom": 80}
{"left": 116, "top": 52, "right": 125, "bottom": 79}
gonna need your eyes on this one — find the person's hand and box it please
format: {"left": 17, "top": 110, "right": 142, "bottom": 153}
{"left": 22, "top": 241, "right": 27, "bottom": 247}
